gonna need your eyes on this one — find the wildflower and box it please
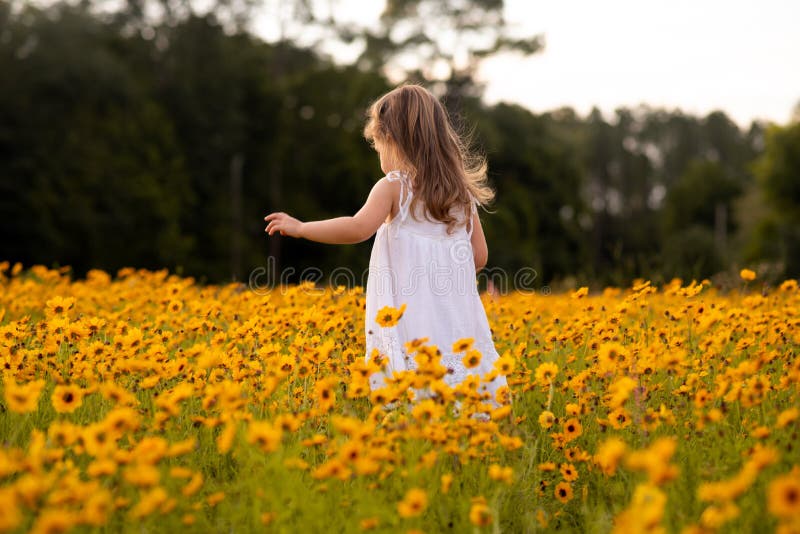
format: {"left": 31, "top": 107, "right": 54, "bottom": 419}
{"left": 740, "top": 268, "right": 756, "bottom": 281}
{"left": 597, "top": 342, "right": 628, "bottom": 374}
{"left": 3, "top": 378, "right": 45, "bottom": 414}
{"left": 376, "top": 304, "right": 406, "bottom": 327}
{"left": 246, "top": 420, "right": 283, "bottom": 453}
{"left": 534, "top": 362, "right": 558, "bottom": 386}
{"left": 554, "top": 482, "right": 573, "bottom": 503}
{"left": 538, "top": 411, "right": 555, "bottom": 429}
{"left": 181, "top": 473, "right": 203, "bottom": 496}
{"left": 52, "top": 384, "right": 85, "bottom": 413}
{"left": 768, "top": 473, "right": 800, "bottom": 518}
{"left": 29, "top": 508, "right": 78, "bottom": 534}
{"left": 45, "top": 295, "right": 75, "bottom": 316}
{"left": 207, "top": 492, "right": 225, "bottom": 506}
{"left": 360, "top": 517, "right": 379, "bottom": 530}
{"left": 777, "top": 407, "right": 799, "bottom": 429}
{"left": 440, "top": 474, "right": 453, "bottom": 494}
{"left": 397, "top": 488, "right": 427, "bottom": 518}
{"left": 595, "top": 437, "right": 627, "bottom": 476}
{"left": 463, "top": 349, "right": 482, "bottom": 369}
{"left": 563, "top": 418, "right": 583, "bottom": 442}
{"left": 469, "top": 499, "right": 492, "bottom": 526}
{"left": 315, "top": 377, "right": 338, "bottom": 413}
{"left": 608, "top": 407, "right": 632, "bottom": 430}
{"left": 560, "top": 463, "right": 579, "bottom": 482}
{"left": 488, "top": 464, "right": 513, "bottom": 485}
{"left": 571, "top": 287, "right": 588, "bottom": 299}
{"left": 452, "top": 338, "right": 474, "bottom": 352}
{"left": 217, "top": 421, "right": 237, "bottom": 454}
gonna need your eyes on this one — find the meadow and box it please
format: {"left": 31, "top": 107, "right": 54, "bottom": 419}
{"left": 0, "top": 262, "right": 798, "bottom": 533}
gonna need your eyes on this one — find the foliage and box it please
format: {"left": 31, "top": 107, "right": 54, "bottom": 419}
{"left": 0, "top": 1, "right": 796, "bottom": 285}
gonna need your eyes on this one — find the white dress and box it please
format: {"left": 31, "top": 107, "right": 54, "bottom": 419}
{"left": 364, "top": 170, "right": 508, "bottom": 404}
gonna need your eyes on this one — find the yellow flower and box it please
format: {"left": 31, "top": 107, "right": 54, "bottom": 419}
{"left": 597, "top": 342, "right": 628, "bottom": 374}
{"left": 768, "top": 473, "right": 800, "bottom": 518}
{"left": 488, "top": 464, "right": 513, "bottom": 485}
{"left": 0, "top": 488, "right": 21, "bottom": 531}
{"left": 740, "top": 268, "right": 756, "bottom": 281}
{"left": 554, "top": 482, "right": 573, "bottom": 503}
{"left": 608, "top": 407, "right": 632, "bottom": 430}
{"left": 216, "top": 421, "right": 238, "bottom": 454}
{"left": 538, "top": 410, "right": 555, "bottom": 429}
{"left": 376, "top": 304, "right": 406, "bottom": 327}
{"left": 452, "top": 337, "right": 474, "bottom": 352}
{"left": 463, "top": 349, "right": 482, "bottom": 369}
{"left": 534, "top": 362, "right": 559, "bottom": 386}
{"left": 181, "top": 473, "right": 204, "bottom": 497}
{"left": 45, "top": 295, "right": 75, "bottom": 316}
{"left": 52, "top": 384, "right": 84, "bottom": 414}
{"left": 469, "top": 499, "right": 492, "bottom": 526}
{"left": 397, "top": 488, "right": 427, "bottom": 518}
{"left": 570, "top": 286, "right": 588, "bottom": 299}
{"left": 595, "top": 437, "right": 627, "bottom": 476}
{"left": 29, "top": 508, "right": 78, "bottom": 534}
{"left": 563, "top": 417, "right": 583, "bottom": 442}
{"left": 560, "top": 463, "right": 579, "bottom": 482}
{"left": 777, "top": 407, "right": 799, "bottom": 429}
{"left": 206, "top": 492, "right": 225, "bottom": 506}
{"left": 440, "top": 474, "right": 453, "bottom": 494}
{"left": 246, "top": 420, "right": 283, "bottom": 453}
{"left": 3, "top": 378, "right": 45, "bottom": 414}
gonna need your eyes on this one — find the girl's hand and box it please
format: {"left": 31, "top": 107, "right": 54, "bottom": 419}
{"left": 264, "top": 212, "right": 304, "bottom": 238}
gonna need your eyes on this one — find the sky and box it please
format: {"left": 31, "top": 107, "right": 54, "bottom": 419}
{"left": 254, "top": 0, "right": 800, "bottom": 127}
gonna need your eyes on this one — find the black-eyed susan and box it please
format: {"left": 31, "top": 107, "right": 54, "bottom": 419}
{"left": 375, "top": 304, "right": 406, "bottom": 327}
{"left": 3, "top": 378, "right": 45, "bottom": 414}
{"left": 463, "top": 349, "right": 482, "bottom": 369}
{"left": 397, "top": 488, "right": 427, "bottom": 518}
{"left": 45, "top": 295, "right": 75, "bottom": 316}
{"left": 740, "top": 268, "right": 756, "bottom": 281}
{"left": 608, "top": 407, "right": 632, "bottom": 430}
{"left": 560, "top": 463, "right": 579, "bottom": 482}
{"left": 767, "top": 473, "right": 800, "bottom": 518}
{"left": 534, "top": 362, "right": 558, "bottom": 386}
{"left": 488, "top": 464, "right": 513, "bottom": 484}
{"left": 777, "top": 407, "right": 799, "bottom": 429}
{"left": 52, "top": 384, "right": 84, "bottom": 414}
{"left": 469, "top": 498, "right": 492, "bottom": 526}
{"left": 452, "top": 337, "right": 474, "bottom": 353}
{"left": 563, "top": 417, "right": 583, "bottom": 442}
{"left": 440, "top": 474, "right": 453, "bottom": 494}
{"left": 246, "top": 420, "right": 282, "bottom": 453}
{"left": 554, "top": 482, "right": 573, "bottom": 503}
{"left": 538, "top": 410, "right": 555, "bottom": 429}
{"left": 360, "top": 517, "right": 379, "bottom": 530}
{"left": 595, "top": 437, "right": 627, "bottom": 477}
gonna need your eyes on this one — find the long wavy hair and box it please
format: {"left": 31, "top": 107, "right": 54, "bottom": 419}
{"left": 363, "top": 84, "right": 494, "bottom": 233}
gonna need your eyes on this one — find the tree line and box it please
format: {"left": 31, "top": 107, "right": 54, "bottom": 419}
{"left": 1, "top": 0, "right": 798, "bottom": 287}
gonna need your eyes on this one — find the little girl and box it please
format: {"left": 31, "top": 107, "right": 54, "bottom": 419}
{"left": 265, "top": 84, "right": 508, "bottom": 408}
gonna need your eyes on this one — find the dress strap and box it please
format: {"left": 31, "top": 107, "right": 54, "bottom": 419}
{"left": 466, "top": 193, "right": 478, "bottom": 239}
{"left": 387, "top": 170, "right": 413, "bottom": 223}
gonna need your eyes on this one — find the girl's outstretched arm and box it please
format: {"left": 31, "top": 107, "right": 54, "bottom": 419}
{"left": 264, "top": 178, "right": 394, "bottom": 245}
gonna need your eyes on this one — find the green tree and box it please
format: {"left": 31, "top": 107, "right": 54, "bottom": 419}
{"left": 749, "top": 120, "right": 800, "bottom": 277}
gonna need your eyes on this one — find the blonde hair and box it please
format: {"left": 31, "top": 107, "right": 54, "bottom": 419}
{"left": 363, "top": 84, "right": 494, "bottom": 233}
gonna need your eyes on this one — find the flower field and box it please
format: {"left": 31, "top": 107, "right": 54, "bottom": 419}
{"left": 1, "top": 263, "right": 799, "bottom": 533}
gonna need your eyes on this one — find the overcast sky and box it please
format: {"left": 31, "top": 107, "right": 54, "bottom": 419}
{"left": 255, "top": 0, "right": 800, "bottom": 127}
